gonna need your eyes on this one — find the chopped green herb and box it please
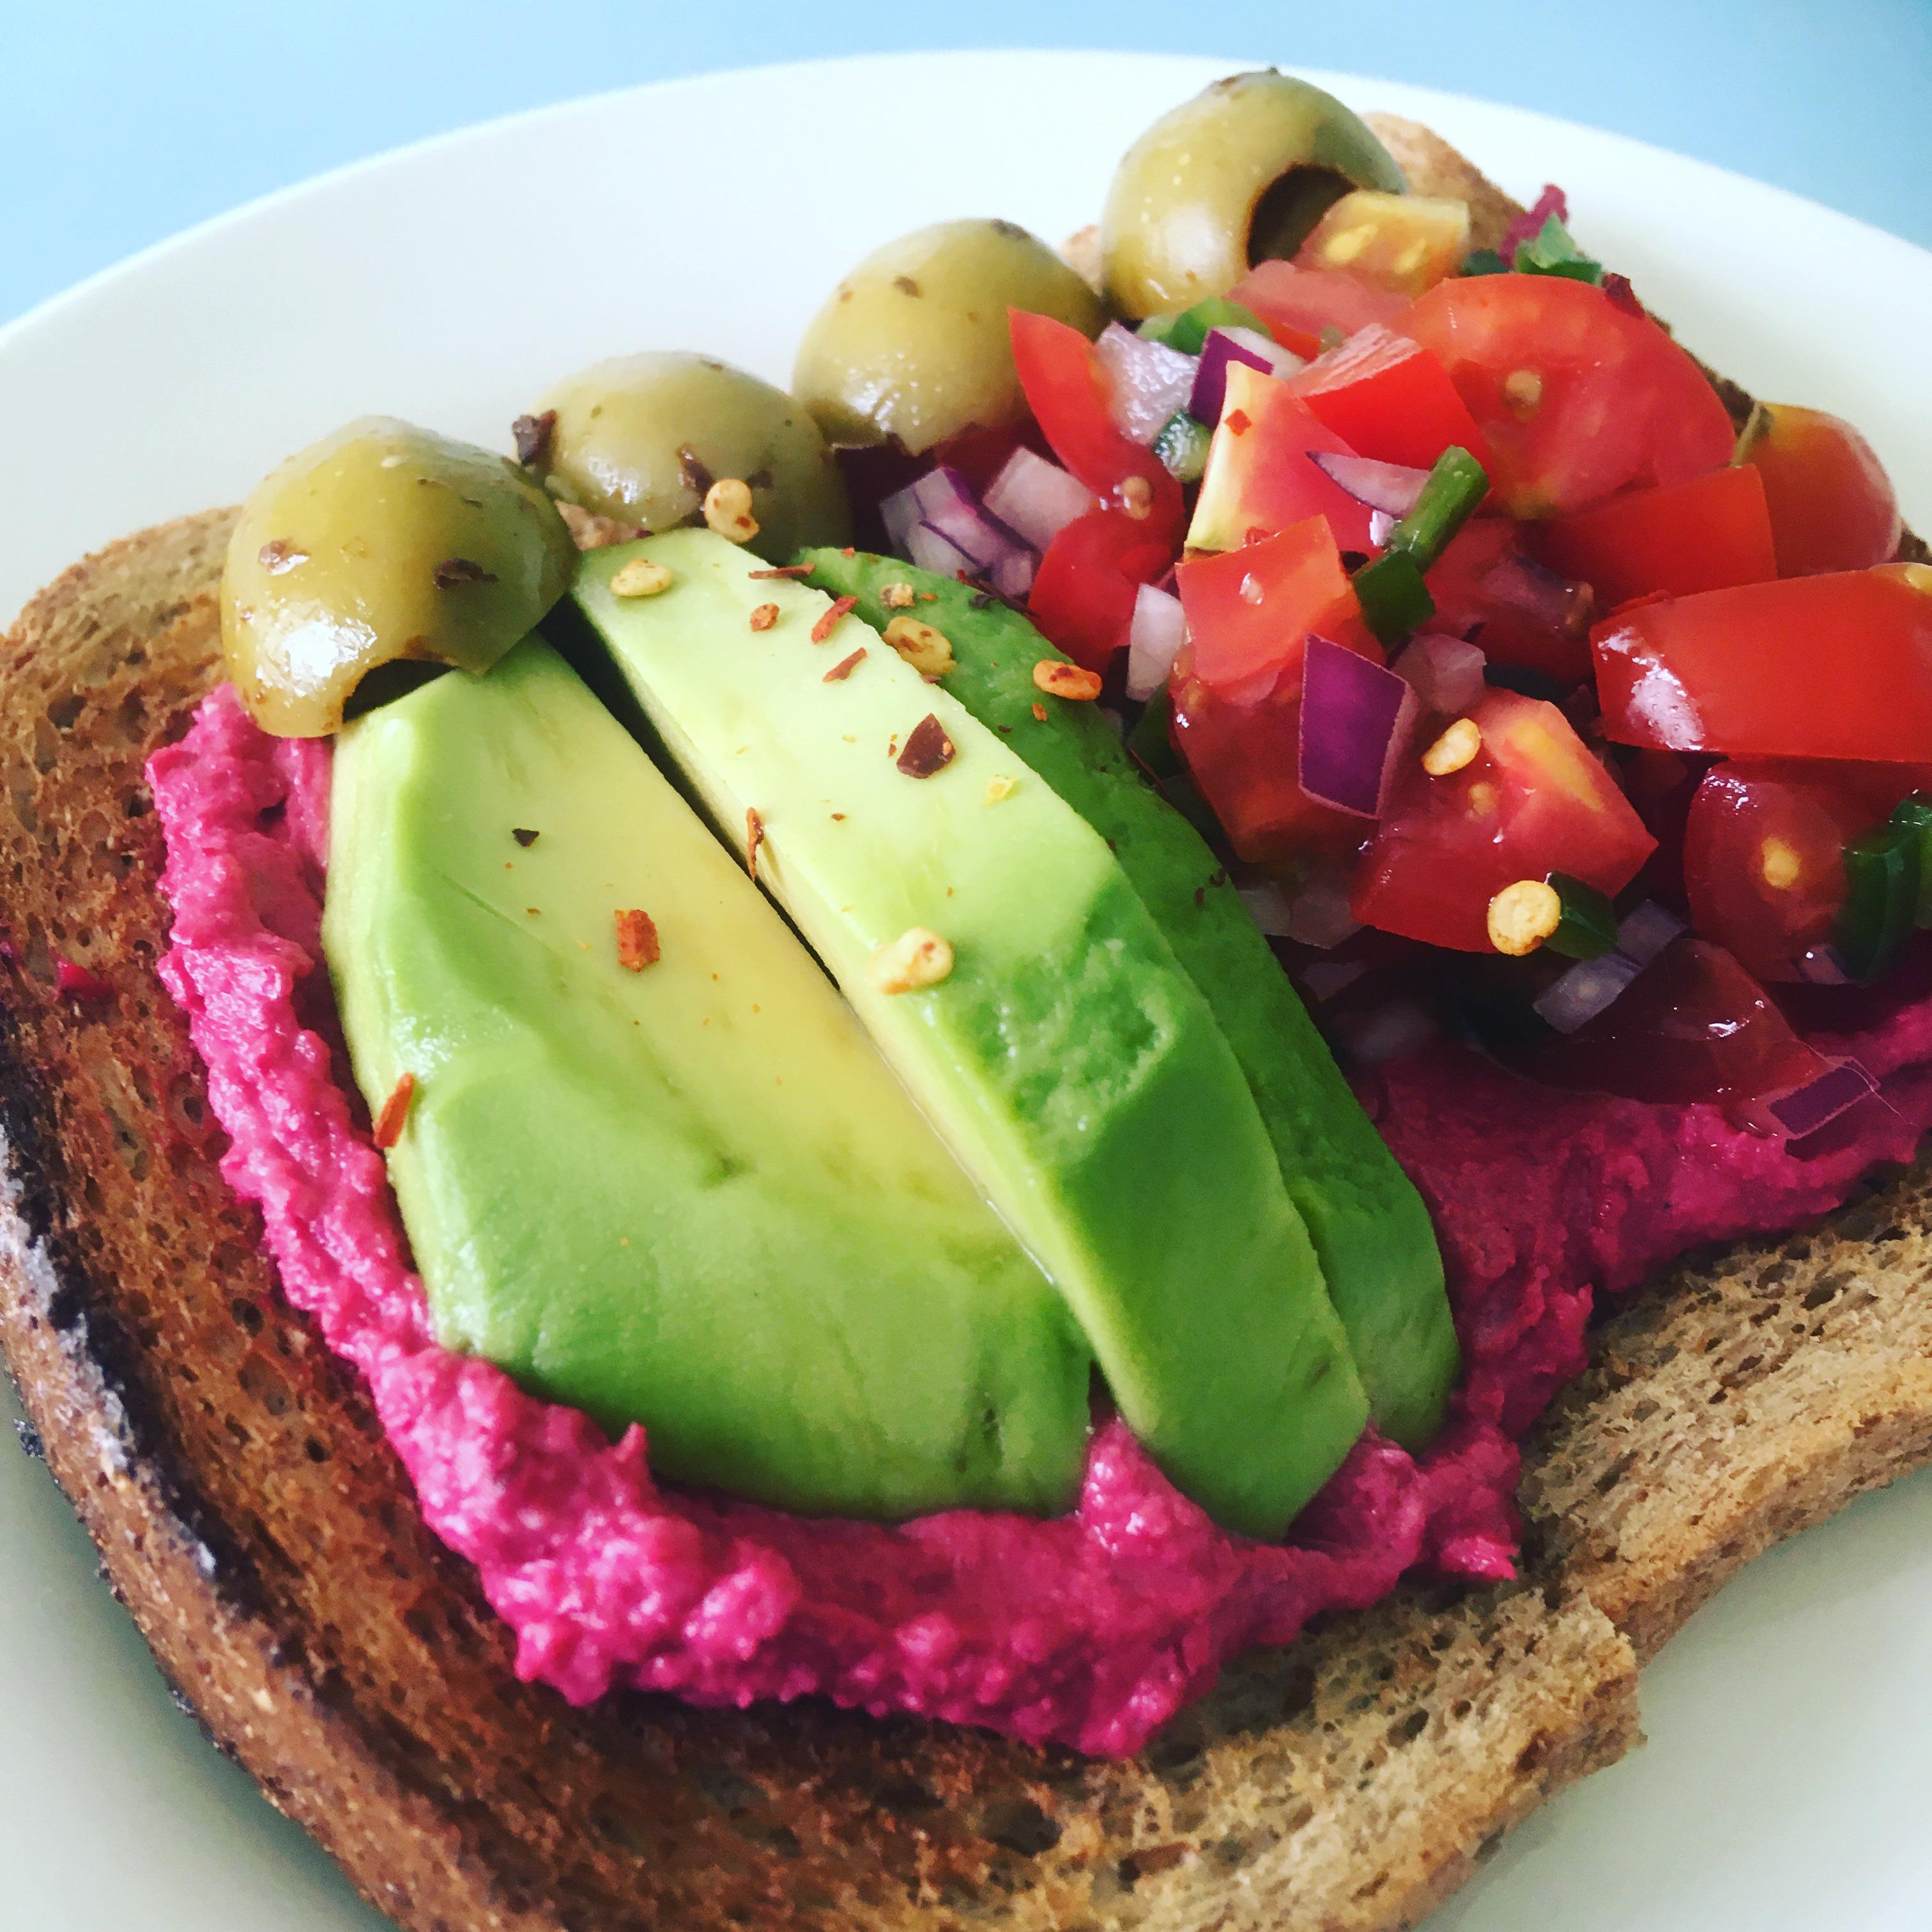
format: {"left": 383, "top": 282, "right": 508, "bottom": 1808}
{"left": 1893, "top": 795, "right": 1932, "bottom": 926}
{"left": 1386, "top": 447, "right": 1490, "bottom": 574}
{"left": 1138, "top": 297, "right": 1268, "bottom": 356}
{"left": 1460, "top": 247, "right": 1511, "bottom": 277}
{"left": 1513, "top": 214, "right": 1605, "bottom": 285}
{"left": 1352, "top": 548, "right": 1435, "bottom": 646}
{"left": 1152, "top": 410, "right": 1213, "bottom": 483}
{"left": 1543, "top": 873, "right": 1620, "bottom": 960}
{"left": 1838, "top": 816, "right": 1923, "bottom": 981}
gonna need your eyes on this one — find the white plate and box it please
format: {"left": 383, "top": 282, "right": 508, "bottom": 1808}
{"left": 2, "top": 49, "right": 1929, "bottom": 1932}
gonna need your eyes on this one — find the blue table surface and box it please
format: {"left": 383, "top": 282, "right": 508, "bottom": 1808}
{"left": 4, "top": 0, "right": 1929, "bottom": 328}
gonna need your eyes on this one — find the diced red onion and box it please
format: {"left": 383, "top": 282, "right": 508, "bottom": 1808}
{"left": 1236, "top": 882, "right": 1296, "bottom": 937}
{"left": 1795, "top": 945, "right": 1852, "bottom": 986}
{"left": 1308, "top": 451, "right": 1430, "bottom": 518}
{"left": 1500, "top": 183, "right": 1570, "bottom": 260}
{"left": 907, "top": 519, "right": 986, "bottom": 581}
{"left": 1481, "top": 552, "right": 1593, "bottom": 636}
{"left": 1298, "top": 957, "right": 1370, "bottom": 1002}
{"left": 1344, "top": 998, "right": 1439, "bottom": 1068}
{"left": 1282, "top": 873, "right": 1363, "bottom": 949}
{"left": 882, "top": 464, "right": 976, "bottom": 555}
{"left": 1393, "top": 632, "right": 1487, "bottom": 716}
{"left": 1124, "top": 584, "right": 1187, "bottom": 702}
{"left": 886, "top": 464, "right": 1038, "bottom": 588}
{"left": 1368, "top": 509, "right": 1397, "bottom": 549}
{"left": 982, "top": 447, "right": 1096, "bottom": 552}
{"left": 988, "top": 546, "right": 1037, "bottom": 600}
{"left": 1767, "top": 1057, "right": 1877, "bottom": 1139}
{"left": 1533, "top": 950, "right": 1643, "bottom": 1034}
{"left": 1190, "top": 325, "right": 1302, "bottom": 425}
{"left": 1613, "top": 901, "right": 1684, "bottom": 968}
{"left": 1298, "top": 636, "right": 1419, "bottom": 818}
{"left": 1095, "top": 323, "right": 1199, "bottom": 445}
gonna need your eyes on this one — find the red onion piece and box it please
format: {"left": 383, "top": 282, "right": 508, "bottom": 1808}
{"left": 1095, "top": 323, "right": 1199, "bottom": 445}
{"left": 1500, "top": 183, "right": 1570, "bottom": 260}
{"left": 1613, "top": 901, "right": 1684, "bottom": 968}
{"left": 1125, "top": 583, "right": 1187, "bottom": 702}
{"left": 1298, "top": 636, "right": 1419, "bottom": 818}
{"left": 1480, "top": 551, "right": 1593, "bottom": 636}
{"left": 1236, "top": 882, "right": 1296, "bottom": 938}
{"left": 982, "top": 447, "right": 1097, "bottom": 551}
{"left": 1393, "top": 632, "right": 1487, "bottom": 716}
{"left": 1767, "top": 1057, "right": 1878, "bottom": 1139}
{"left": 1190, "top": 326, "right": 1301, "bottom": 426}
{"left": 1308, "top": 451, "right": 1430, "bottom": 518}
{"left": 988, "top": 546, "right": 1037, "bottom": 600}
{"left": 1533, "top": 951, "right": 1642, "bottom": 1034}
{"left": 887, "top": 465, "right": 1038, "bottom": 588}
{"left": 1282, "top": 875, "right": 1363, "bottom": 949}
{"left": 907, "top": 519, "right": 985, "bottom": 581}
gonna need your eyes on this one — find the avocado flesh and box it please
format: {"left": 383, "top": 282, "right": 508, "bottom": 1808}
{"left": 801, "top": 551, "right": 1459, "bottom": 1449}
{"left": 572, "top": 530, "right": 1370, "bottom": 1539}
{"left": 323, "top": 638, "right": 1093, "bottom": 1519}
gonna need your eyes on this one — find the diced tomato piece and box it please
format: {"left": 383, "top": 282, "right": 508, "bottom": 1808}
{"left": 1739, "top": 402, "right": 1903, "bottom": 576}
{"left": 1593, "top": 564, "right": 1932, "bottom": 762}
{"left": 1008, "top": 309, "right": 1184, "bottom": 540}
{"left": 1681, "top": 761, "right": 1869, "bottom": 981}
{"left": 1530, "top": 464, "right": 1778, "bottom": 608}
{"left": 1227, "top": 259, "right": 1408, "bottom": 360}
{"left": 1027, "top": 507, "right": 1173, "bottom": 673}
{"left": 1287, "top": 326, "right": 1497, "bottom": 475}
{"left": 1425, "top": 520, "right": 1593, "bottom": 684}
{"left": 1293, "top": 192, "right": 1471, "bottom": 298}
{"left": 1171, "top": 519, "right": 1377, "bottom": 861}
{"left": 1522, "top": 937, "right": 1823, "bottom": 1105}
{"left": 1352, "top": 688, "right": 1655, "bottom": 951}
{"left": 1400, "top": 275, "right": 1735, "bottom": 516}
{"left": 1186, "top": 362, "right": 1376, "bottom": 555}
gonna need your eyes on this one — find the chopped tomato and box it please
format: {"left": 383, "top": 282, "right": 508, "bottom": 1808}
{"left": 1287, "top": 326, "right": 1498, "bottom": 475}
{"left": 1425, "top": 520, "right": 1593, "bottom": 684}
{"left": 1530, "top": 464, "right": 1778, "bottom": 608}
{"left": 1594, "top": 564, "right": 1932, "bottom": 762}
{"left": 1186, "top": 362, "right": 1376, "bottom": 555}
{"left": 1027, "top": 508, "right": 1172, "bottom": 673}
{"left": 1353, "top": 688, "right": 1655, "bottom": 951}
{"left": 1008, "top": 309, "right": 1184, "bottom": 540}
{"left": 1681, "top": 762, "right": 1866, "bottom": 981}
{"left": 1293, "top": 192, "right": 1470, "bottom": 298}
{"left": 1400, "top": 275, "right": 1735, "bottom": 516}
{"left": 1522, "top": 937, "right": 1821, "bottom": 1104}
{"left": 1227, "top": 259, "right": 1408, "bottom": 360}
{"left": 1738, "top": 402, "right": 1903, "bottom": 576}
{"left": 1171, "top": 519, "right": 1376, "bottom": 861}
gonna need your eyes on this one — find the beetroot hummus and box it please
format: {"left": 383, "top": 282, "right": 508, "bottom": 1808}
{"left": 148, "top": 686, "right": 1932, "bottom": 1757}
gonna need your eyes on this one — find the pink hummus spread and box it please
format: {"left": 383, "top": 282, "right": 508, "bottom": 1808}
{"left": 148, "top": 686, "right": 1932, "bottom": 1757}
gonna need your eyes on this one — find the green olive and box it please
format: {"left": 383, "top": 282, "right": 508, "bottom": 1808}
{"left": 531, "top": 352, "right": 849, "bottom": 563}
{"left": 222, "top": 417, "right": 576, "bottom": 737}
{"left": 792, "top": 219, "right": 1105, "bottom": 454}
{"left": 1100, "top": 72, "right": 1407, "bottom": 319}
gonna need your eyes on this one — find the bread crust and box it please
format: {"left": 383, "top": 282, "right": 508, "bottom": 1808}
{"left": 3, "top": 129, "right": 1928, "bottom": 1932}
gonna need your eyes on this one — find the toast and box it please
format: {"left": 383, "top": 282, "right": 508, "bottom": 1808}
{"left": 2, "top": 118, "right": 1929, "bottom": 1932}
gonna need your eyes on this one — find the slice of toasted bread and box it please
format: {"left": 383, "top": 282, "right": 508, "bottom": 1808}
{"left": 2, "top": 125, "right": 1928, "bottom": 1932}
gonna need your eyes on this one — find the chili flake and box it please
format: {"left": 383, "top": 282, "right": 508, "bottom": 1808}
{"left": 749, "top": 602, "right": 780, "bottom": 632}
{"left": 703, "top": 477, "right": 760, "bottom": 544}
{"left": 747, "top": 564, "right": 815, "bottom": 579}
{"left": 511, "top": 409, "right": 556, "bottom": 466}
{"left": 869, "top": 926, "right": 953, "bottom": 995}
{"left": 372, "top": 1073, "right": 416, "bottom": 1149}
{"left": 896, "top": 714, "right": 956, "bottom": 779}
{"left": 558, "top": 502, "right": 645, "bottom": 551}
{"left": 823, "top": 647, "right": 866, "bottom": 682}
{"left": 880, "top": 581, "right": 917, "bottom": 610}
{"left": 882, "top": 615, "right": 955, "bottom": 677}
{"left": 1032, "top": 659, "right": 1102, "bottom": 702}
{"left": 615, "top": 908, "right": 661, "bottom": 971}
{"left": 812, "top": 595, "right": 858, "bottom": 644}
{"left": 746, "top": 808, "right": 765, "bottom": 880}
{"left": 511, "top": 827, "right": 539, "bottom": 847}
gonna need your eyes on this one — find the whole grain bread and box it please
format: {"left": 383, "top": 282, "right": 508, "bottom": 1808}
{"left": 2, "top": 121, "right": 1929, "bottom": 1932}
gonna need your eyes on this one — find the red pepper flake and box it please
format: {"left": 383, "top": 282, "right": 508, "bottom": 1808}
{"left": 841, "top": 545, "right": 857, "bottom": 558}
{"left": 434, "top": 556, "right": 498, "bottom": 589}
{"left": 1031, "top": 702, "right": 1048, "bottom": 723}
{"left": 746, "top": 808, "right": 765, "bottom": 880}
{"left": 372, "top": 1073, "right": 416, "bottom": 1149}
{"left": 257, "top": 539, "right": 308, "bottom": 574}
{"left": 918, "top": 590, "right": 939, "bottom": 602}
{"left": 1033, "top": 659, "right": 1103, "bottom": 702}
{"left": 614, "top": 908, "right": 661, "bottom": 970}
{"left": 811, "top": 595, "right": 858, "bottom": 645}
{"left": 53, "top": 958, "right": 111, "bottom": 1002}
{"left": 511, "top": 827, "right": 539, "bottom": 847}
{"left": 1601, "top": 272, "right": 1644, "bottom": 316}
{"left": 749, "top": 602, "right": 780, "bottom": 632}
{"left": 746, "top": 564, "right": 815, "bottom": 579}
{"left": 511, "top": 409, "right": 556, "bottom": 466}
{"left": 1225, "top": 408, "right": 1252, "bottom": 436}
{"left": 896, "top": 714, "right": 956, "bottom": 778}
{"left": 823, "top": 646, "right": 866, "bottom": 682}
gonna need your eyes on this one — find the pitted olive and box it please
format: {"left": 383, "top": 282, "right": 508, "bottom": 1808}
{"left": 1100, "top": 72, "right": 1407, "bottom": 319}
{"left": 222, "top": 417, "right": 576, "bottom": 737}
{"left": 530, "top": 352, "right": 849, "bottom": 563}
{"left": 792, "top": 218, "right": 1105, "bottom": 454}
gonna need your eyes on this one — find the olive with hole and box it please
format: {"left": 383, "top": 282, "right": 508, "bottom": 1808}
{"left": 222, "top": 417, "right": 576, "bottom": 738}
{"left": 793, "top": 218, "right": 1106, "bottom": 454}
{"left": 1100, "top": 70, "right": 1407, "bottom": 319}
{"left": 530, "top": 351, "right": 849, "bottom": 563}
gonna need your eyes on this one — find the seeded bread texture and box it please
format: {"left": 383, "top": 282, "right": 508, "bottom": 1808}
{"left": 1, "top": 126, "right": 1928, "bottom": 1932}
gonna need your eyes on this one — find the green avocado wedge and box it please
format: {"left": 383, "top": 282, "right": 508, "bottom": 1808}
{"left": 323, "top": 637, "right": 1094, "bottom": 1520}
{"left": 799, "top": 551, "right": 1458, "bottom": 1450}
{"left": 571, "top": 530, "right": 1370, "bottom": 1539}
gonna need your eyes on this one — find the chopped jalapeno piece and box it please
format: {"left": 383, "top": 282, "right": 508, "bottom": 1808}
{"left": 1512, "top": 214, "right": 1605, "bottom": 284}
{"left": 1139, "top": 297, "right": 1268, "bottom": 356}
{"left": 1837, "top": 817, "right": 1923, "bottom": 982}
{"left": 1459, "top": 247, "right": 1511, "bottom": 277}
{"left": 1385, "top": 446, "right": 1489, "bottom": 574}
{"left": 1152, "top": 410, "right": 1213, "bottom": 482}
{"left": 1351, "top": 547, "right": 1436, "bottom": 646}
{"left": 1895, "top": 794, "right": 1932, "bottom": 926}
{"left": 1544, "top": 871, "right": 1620, "bottom": 960}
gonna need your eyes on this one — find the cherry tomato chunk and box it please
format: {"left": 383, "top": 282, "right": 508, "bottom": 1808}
{"left": 1287, "top": 326, "right": 1497, "bottom": 475}
{"left": 1227, "top": 259, "right": 1408, "bottom": 360}
{"left": 1594, "top": 565, "right": 1932, "bottom": 762}
{"left": 1027, "top": 508, "right": 1172, "bottom": 673}
{"left": 1739, "top": 402, "right": 1903, "bottom": 576}
{"left": 1425, "top": 520, "right": 1593, "bottom": 684}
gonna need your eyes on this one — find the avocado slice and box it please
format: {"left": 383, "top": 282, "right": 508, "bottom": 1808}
{"left": 323, "top": 637, "right": 1093, "bottom": 1519}
{"left": 571, "top": 530, "right": 1370, "bottom": 1539}
{"left": 800, "top": 551, "right": 1458, "bottom": 1449}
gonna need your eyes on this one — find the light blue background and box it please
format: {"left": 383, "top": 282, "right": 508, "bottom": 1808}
{"left": 4, "top": 0, "right": 1929, "bottom": 328}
